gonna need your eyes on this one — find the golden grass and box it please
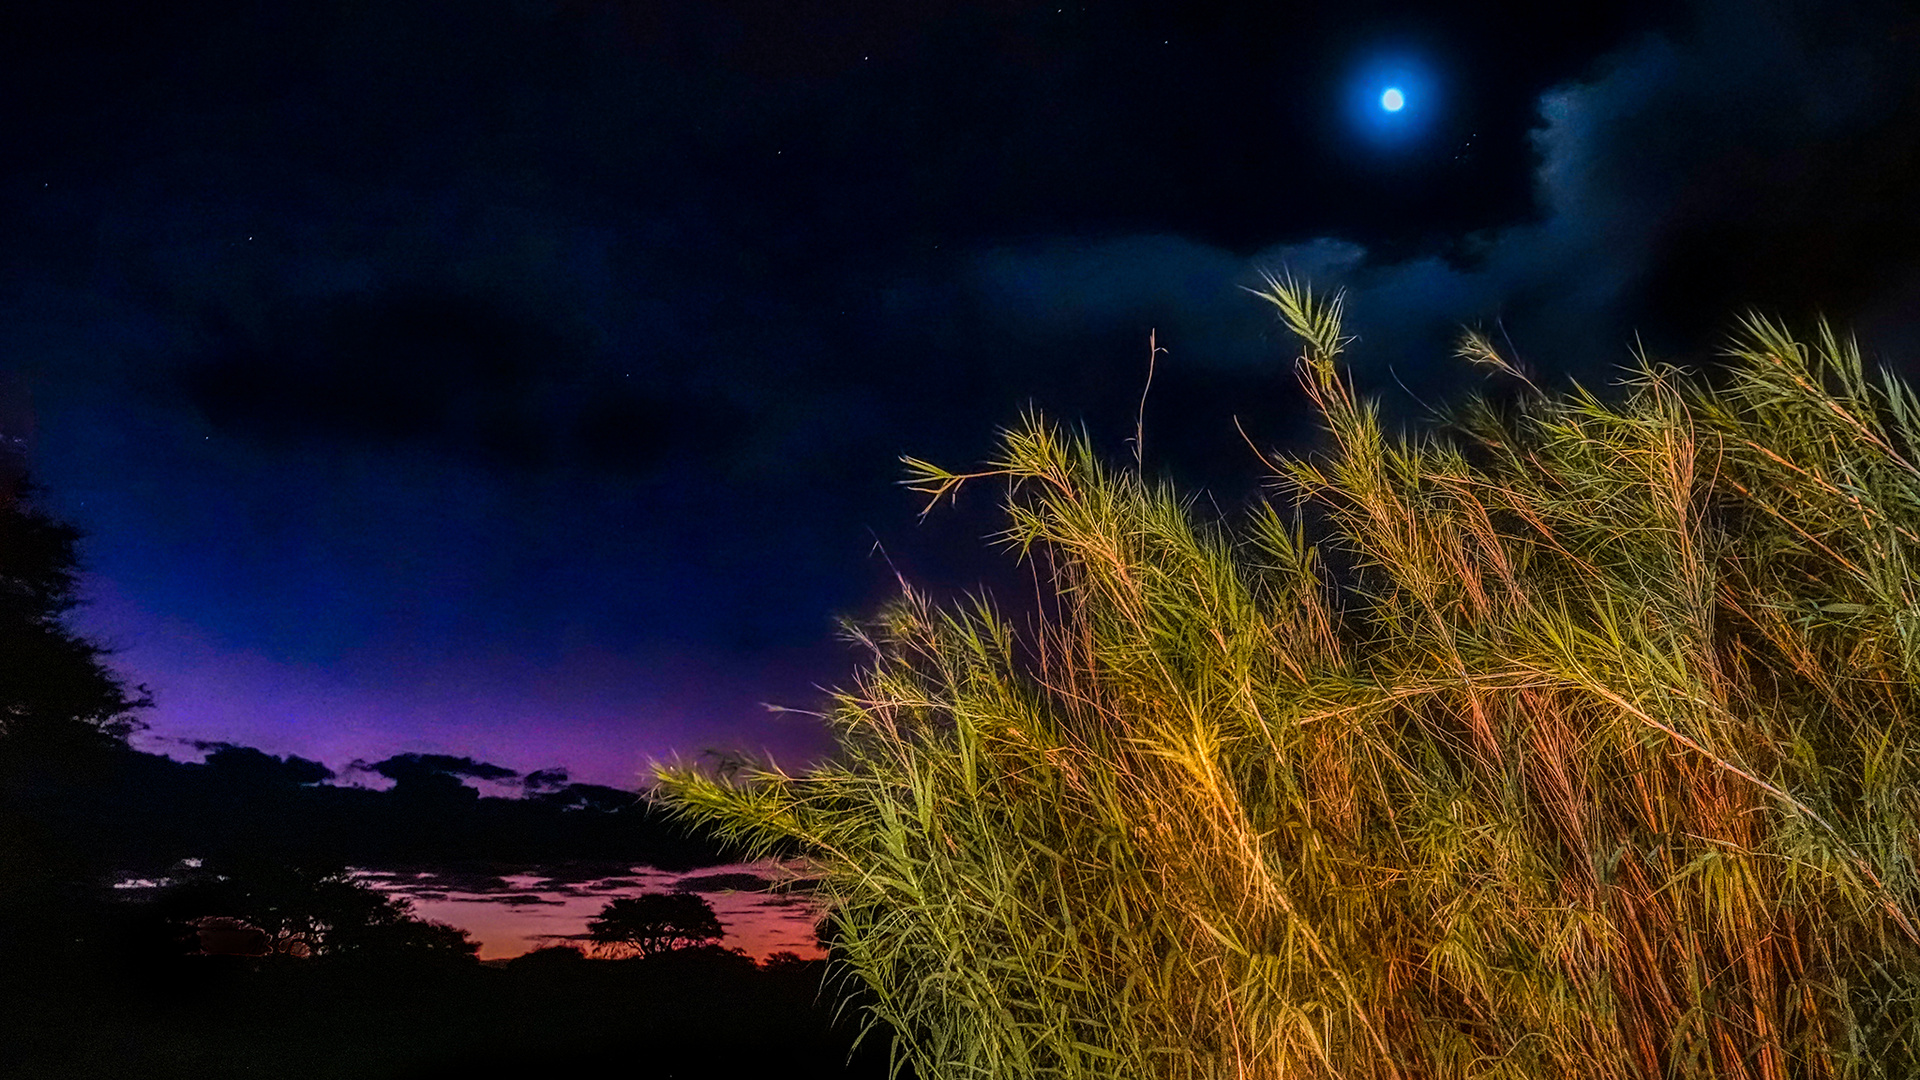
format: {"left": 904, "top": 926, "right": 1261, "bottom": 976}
{"left": 658, "top": 283, "right": 1920, "bottom": 1079}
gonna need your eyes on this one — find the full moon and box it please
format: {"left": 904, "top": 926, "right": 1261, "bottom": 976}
{"left": 1380, "top": 87, "right": 1405, "bottom": 112}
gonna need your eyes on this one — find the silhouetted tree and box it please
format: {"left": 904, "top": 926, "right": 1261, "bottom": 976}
{"left": 586, "top": 892, "right": 723, "bottom": 957}
{"left": 151, "top": 860, "right": 476, "bottom": 963}
{"left": 0, "top": 476, "right": 152, "bottom": 967}
{"left": 327, "top": 910, "right": 479, "bottom": 962}
{"left": 507, "top": 944, "right": 588, "bottom": 970}
{"left": 0, "top": 475, "right": 148, "bottom": 749}
{"left": 760, "top": 951, "right": 810, "bottom": 971}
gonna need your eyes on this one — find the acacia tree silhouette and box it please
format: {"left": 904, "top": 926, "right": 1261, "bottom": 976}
{"left": 0, "top": 474, "right": 154, "bottom": 967}
{"left": 0, "top": 475, "right": 149, "bottom": 749}
{"left": 586, "top": 892, "right": 723, "bottom": 958}
{"left": 153, "top": 860, "right": 478, "bottom": 962}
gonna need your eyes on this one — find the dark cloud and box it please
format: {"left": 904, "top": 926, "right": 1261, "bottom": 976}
{"left": 359, "top": 749, "right": 518, "bottom": 791}
{"left": 959, "top": 0, "right": 1920, "bottom": 408}
{"left": 1576, "top": 3, "right": 1920, "bottom": 348}
{"left": 3, "top": 741, "right": 729, "bottom": 879}
{"left": 180, "top": 291, "right": 586, "bottom": 464}
{"left": 675, "top": 872, "right": 772, "bottom": 894}
{"left": 192, "top": 742, "right": 334, "bottom": 786}
{"left": 172, "top": 277, "right": 751, "bottom": 477}
{"left": 370, "top": 868, "right": 515, "bottom": 896}
{"left": 488, "top": 894, "right": 567, "bottom": 907}
{"left": 522, "top": 768, "right": 570, "bottom": 794}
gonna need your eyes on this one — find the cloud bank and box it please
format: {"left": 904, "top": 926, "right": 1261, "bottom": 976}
{"left": 969, "top": 1, "right": 1920, "bottom": 393}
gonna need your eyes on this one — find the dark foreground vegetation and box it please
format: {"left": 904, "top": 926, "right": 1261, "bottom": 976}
{"left": 665, "top": 286, "right": 1920, "bottom": 1080}
{"left": 1, "top": 942, "right": 892, "bottom": 1079}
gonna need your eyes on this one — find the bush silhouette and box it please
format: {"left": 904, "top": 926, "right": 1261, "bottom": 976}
{"left": 586, "top": 892, "right": 723, "bottom": 958}
{"left": 0, "top": 477, "right": 148, "bottom": 747}
{"left": 506, "top": 944, "right": 588, "bottom": 970}
{"left": 149, "top": 860, "right": 477, "bottom": 963}
{"left": 662, "top": 283, "right": 1920, "bottom": 1079}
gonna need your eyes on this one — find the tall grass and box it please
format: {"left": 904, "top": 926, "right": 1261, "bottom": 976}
{"left": 656, "top": 282, "right": 1920, "bottom": 1079}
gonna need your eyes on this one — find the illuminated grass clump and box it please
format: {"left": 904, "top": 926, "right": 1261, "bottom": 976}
{"left": 659, "top": 281, "right": 1920, "bottom": 1080}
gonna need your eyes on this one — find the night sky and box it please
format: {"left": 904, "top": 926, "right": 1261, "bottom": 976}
{"left": 6, "top": 0, "right": 1920, "bottom": 788}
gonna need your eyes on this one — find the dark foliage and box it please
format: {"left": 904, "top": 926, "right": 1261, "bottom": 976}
{"left": 0, "top": 476, "right": 148, "bottom": 746}
{"left": 138, "top": 859, "right": 478, "bottom": 963}
{"left": 504, "top": 943, "right": 587, "bottom": 969}
{"left": 0, "top": 944, "right": 901, "bottom": 1079}
{"left": 587, "top": 891, "right": 725, "bottom": 957}
{"left": 0, "top": 475, "right": 153, "bottom": 969}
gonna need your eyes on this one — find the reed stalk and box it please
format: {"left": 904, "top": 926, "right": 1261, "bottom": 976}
{"left": 658, "top": 283, "right": 1920, "bottom": 1079}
